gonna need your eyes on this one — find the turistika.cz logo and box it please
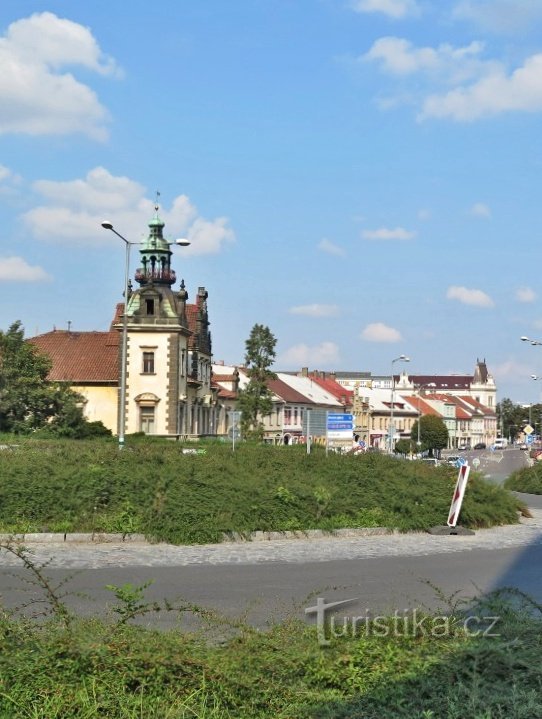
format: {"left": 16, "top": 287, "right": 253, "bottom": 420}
{"left": 305, "top": 597, "right": 500, "bottom": 647}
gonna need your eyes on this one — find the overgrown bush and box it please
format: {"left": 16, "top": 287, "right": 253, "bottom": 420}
{"left": 0, "top": 439, "right": 524, "bottom": 542}
{"left": 505, "top": 462, "right": 542, "bottom": 494}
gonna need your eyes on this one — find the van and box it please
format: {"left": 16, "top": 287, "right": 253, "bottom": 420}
{"left": 493, "top": 438, "right": 508, "bottom": 449}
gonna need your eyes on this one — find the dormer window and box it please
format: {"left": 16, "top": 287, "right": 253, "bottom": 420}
{"left": 145, "top": 298, "right": 155, "bottom": 315}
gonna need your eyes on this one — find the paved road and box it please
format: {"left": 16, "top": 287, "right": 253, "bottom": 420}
{"left": 443, "top": 446, "right": 530, "bottom": 484}
{"left": 1, "top": 493, "right": 541, "bottom": 630}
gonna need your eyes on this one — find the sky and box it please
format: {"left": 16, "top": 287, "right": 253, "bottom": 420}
{"left": 1, "top": 0, "right": 542, "bottom": 405}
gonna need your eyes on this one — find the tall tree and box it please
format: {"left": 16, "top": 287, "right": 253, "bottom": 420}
{"left": 410, "top": 415, "right": 448, "bottom": 456}
{"left": 0, "top": 321, "right": 87, "bottom": 434}
{"left": 238, "top": 324, "right": 277, "bottom": 440}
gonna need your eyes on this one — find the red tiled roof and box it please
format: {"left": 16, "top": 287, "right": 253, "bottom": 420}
{"left": 29, "top": 330, "right": 119, "bottom": 383}
{"left": 212, "top": 373, "right": 237, "bottom": 382}
{"left": 402, "top": 396, "right": 442, "bottom": 416}
{"left": 309, "top": 376, "right": 353, "bottom": 405}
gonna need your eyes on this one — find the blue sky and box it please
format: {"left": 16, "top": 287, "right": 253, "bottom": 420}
{"left": 1, "top": 0, "right": 542, "bottom": 404}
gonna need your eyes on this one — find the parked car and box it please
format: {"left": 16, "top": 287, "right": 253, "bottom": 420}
{"left": 446, "top": 455, "right": 461, "bottom": 466}
{"left": 473, "top": 442, "right": 486, "bottom": 450}
{"left": 458, "top": 443, "right": 471, "bottom": 451}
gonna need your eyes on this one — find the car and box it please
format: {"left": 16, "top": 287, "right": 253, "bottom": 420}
{"left": 458, "top": 444, "right": 471, "bottom": 451}
{"left": 446, "top": 455, "right": 461, "bottom": 466}
{"left": 473, "top": 443, "right": 486, "bottom": 450}
{"left": 519, "top": 443, "right": 528, "bottom": 450}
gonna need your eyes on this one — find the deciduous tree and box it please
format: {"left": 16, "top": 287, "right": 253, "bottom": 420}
{"left": 238, "top": 324, "right": 277, "bottom": 440}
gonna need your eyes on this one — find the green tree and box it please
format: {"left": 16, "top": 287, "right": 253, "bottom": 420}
{"left": 411, "top": 415, "right": 448, "bottom": 456}
{"left": 238, "top": 324, "right": 277, "bottom": 440}
{"left": 0, "top": 321, "right": 93, "bottom": 435}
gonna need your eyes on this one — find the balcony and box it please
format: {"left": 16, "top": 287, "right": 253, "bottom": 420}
{"left": 135, "top": 268, "right": 176, "bottom": 285}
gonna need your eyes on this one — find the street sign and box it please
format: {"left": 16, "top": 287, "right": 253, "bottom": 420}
{"left": 326, "top": 412, "right": 354, "bottom": 440}
{"left": 524, "top": 424, "right": 534, "bottom": 435}
{"left": 326, "top": 412, "right": 354, "bottom": 445}
{"left": 526, "top": 434, "right": 534, "bottom": 445}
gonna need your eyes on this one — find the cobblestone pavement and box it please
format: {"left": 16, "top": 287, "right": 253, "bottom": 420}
{"left": 1, "top": 510, "right": 541, "bottom": 569}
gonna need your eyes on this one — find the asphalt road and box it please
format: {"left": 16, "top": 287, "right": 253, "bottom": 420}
{"left": 443, "top": 446, "right": 530, "bottom": 484}
{"left": 0, "top": 491, "right": 540, "bottom": 631}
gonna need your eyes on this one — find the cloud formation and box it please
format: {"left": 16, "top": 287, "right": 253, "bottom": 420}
{"left": 362, "top": 226, "right": 415, "bottom": 240}
{"left": 0, "top": 256, "right": 51, "bottom": 282}
{"left": 289, "top": 304, "right": 340, "bottom": 318}
{"left": 318, "top": 238, "right": 346, "bottom": 256}
{"left": 361, "top": 322, "right": 402, "bottom": 342}
{"left": 516, "top": 287, "right": 536, "bottom": 303}
{"left": 279, "top": 341, "right": 340, "bottom": 367}
{"left": 22, "top": 167, "right": 235, "bottom": 255}
{"left": 470, "top": 202, "right": 491, "bottom": 218}
{"left": 0, "top": 12, "right": 119, "bottom": 140}
{"left": 350, "top": 0, "right": 420, "bottom": 19}
{"left": 446, "top": 285, "right": 494, "bottom": 307}
{"left": 364, "top": 34, "right": 542, "bottom": 121}
{"left": 421, "top": 54, "right": 542, "bottom": 121}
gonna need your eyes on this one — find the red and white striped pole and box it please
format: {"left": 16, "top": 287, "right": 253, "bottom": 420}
{"left": 447, "top": 463, "right": 471, "bottom": 528}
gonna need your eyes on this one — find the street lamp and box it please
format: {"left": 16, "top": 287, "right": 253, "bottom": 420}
{"left": 101, "top": 219, "right": 189, "bottom": 449}
{"left": 521, "top": 336, "right": 542, "bottom": 346}
{"left": 389, "top": 354, "right": 410, "bottom": 452}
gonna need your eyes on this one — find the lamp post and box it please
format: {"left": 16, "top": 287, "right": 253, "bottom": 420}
{"left": 101, "top": 220, "right": 189, "bottom": 449}
{"left": 521, "top": 336, "right": 542, "bottom": 346}
{"left": 389, "top": 354, "right": 410, "bottom": 453}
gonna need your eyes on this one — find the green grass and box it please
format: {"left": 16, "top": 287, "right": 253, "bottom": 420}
{"left": 505, "top": 461, "right": 542, "bottom": 494}
{"left": 0, "top": 437, "right": 525, "bottom": 543}
{"left": 0, "top": 588, "right": 541, "bottom": 718}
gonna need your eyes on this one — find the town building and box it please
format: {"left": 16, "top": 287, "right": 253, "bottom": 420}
{"left": 30, "top": 207, "right": 216, "bottom": 437}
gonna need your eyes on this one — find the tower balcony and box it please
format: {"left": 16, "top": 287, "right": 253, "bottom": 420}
{"left": 135, "top": 268, "right": 176, "bottom": 285}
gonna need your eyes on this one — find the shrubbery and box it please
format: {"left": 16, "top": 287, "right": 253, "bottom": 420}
{"left": 0, "top": 439, "right": 523, "bottom": 542}
{"left": 505, "top": 462, "right": 542, "bottom": 494}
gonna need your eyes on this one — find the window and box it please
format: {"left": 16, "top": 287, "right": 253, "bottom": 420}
{"left": 142, "top": 351, "right": 155, "bottom": 374}
{"left": 284, "top": 407, "right": 292, "bottom": 425}
{"left": 140, "top": 406, "right": 155, "bottom": 434}
{"left": 145, "top": 298, "right": 155, "bottom": 315}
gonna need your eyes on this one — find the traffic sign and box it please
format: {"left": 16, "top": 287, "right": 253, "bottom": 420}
{"left": 524, "top": 424, "right": 534, "bottom": 435}
{"left": 326, "top": 412, "right": 354, "bottom": 441}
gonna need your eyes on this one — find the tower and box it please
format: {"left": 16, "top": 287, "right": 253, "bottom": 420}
{"left": 116, "top": 205, "right": 194, "bottom": 436}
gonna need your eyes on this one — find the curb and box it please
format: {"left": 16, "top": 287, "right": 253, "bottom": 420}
{"left": 0, "top": 527, "right": 422, "bottom": 545}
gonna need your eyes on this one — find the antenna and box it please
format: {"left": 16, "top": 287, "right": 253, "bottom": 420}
{"left": 67, "top": 320, "right": 72, "bottom": 333}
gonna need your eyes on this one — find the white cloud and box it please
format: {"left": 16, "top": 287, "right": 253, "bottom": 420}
{"left": 22, "top": 167, "right": 235, "bottom": 255}
{"left": 0, "top": 12, "right": 119, "bottom": 140}
{"left": 363, "top": 37, "right": 488, "bottom": 81}
{"left": 361, "top": 322, "right": 402, "bottom": 342}
{"left": 363, "top": 36, "right": 542, "bottom": 122}
{"left": 0, "top": 256, "right": 51, "bottom": 282}
{"left": 289, "top": 304, "right": 340, "bottom": 318}
{"left": 362, "top": 226, "right": 416, "bottom": 240}
{"left": 350, "top": 0, "right": 420, "bottom": 19}
{"left": 446, "top": 285, "right": 494, "bottom": 307}
{"left": 516, "top": 287, "right": 536, "bottom": 303}
{"left": 279, "top": 341, "right": 340, "bottom": 367}
{"left": 418, "top": 208, "right": 431, "bottom": 221}
{"left": 491, "top": 359, "right": 532, "bottom": 381}
{"left": 421, "top": 53, "right": 542, "bottom": 121}
{"left": 453, "top": 1, "right": 542, "bottom": 35}
{"left": 318, "top": 238, "right": 346, "bottom": 256}
{"left": 470, "top": 202, "right": 491, "bottom": 218}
